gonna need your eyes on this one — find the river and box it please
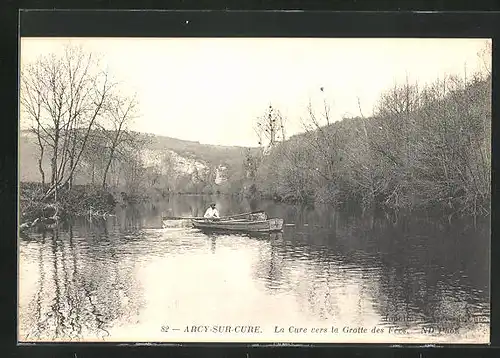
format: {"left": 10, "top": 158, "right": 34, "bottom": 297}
{"left": 18, "top": 195, "right": 490, "bottom": 344}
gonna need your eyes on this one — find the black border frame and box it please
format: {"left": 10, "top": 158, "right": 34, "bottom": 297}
{"left": 2, "top": 6, "right": 499, "bottom": 358}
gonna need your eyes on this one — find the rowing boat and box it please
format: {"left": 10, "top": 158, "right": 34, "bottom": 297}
{"left": 191, "top": 218, "right": 284, "bottom": 233}
{"left": 161, "top": 210, "right": 283, "bottom": 232}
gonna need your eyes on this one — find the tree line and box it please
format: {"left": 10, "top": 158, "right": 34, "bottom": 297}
{"left": 242, "top": 50, "right": 491, "bottom": 220}
{"left": 20, "top": 45, "right": 148, "bottom": 221}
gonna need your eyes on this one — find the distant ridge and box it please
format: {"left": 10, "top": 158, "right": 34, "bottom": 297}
{"left": 18, "top": 129, "right": 258, "bottom": 183}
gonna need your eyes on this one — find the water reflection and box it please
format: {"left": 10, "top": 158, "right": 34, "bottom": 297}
{"left": 19, "top": 195, "right": 490, "bottom": 342}
{"left": 19, "top": 221, "right": 146, "bottom": 341}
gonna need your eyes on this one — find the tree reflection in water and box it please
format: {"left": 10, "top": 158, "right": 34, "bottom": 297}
{"left": 252, "top": 233, "right": 287, "bottom": 292}
{"left": 249, "top": 203, "right": 489, "bottom": 330}
{"left": 20, "top": 219, "right": 145, "bottom": 341}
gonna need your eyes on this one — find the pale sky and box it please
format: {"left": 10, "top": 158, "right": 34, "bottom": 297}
{"left": 20, "top": 37, "right": 491, "bottom": 147}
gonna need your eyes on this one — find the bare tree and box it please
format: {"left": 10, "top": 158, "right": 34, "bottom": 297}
{"left": 120, "top": 145, "right": 146, "bottom": 195}
{"left": 20, "top": 45, "right": 120, "bottom": 202}
{"left": 298, "top": 89, "right": 342, "bottom": 183}
{"left": 376, "top": 77, "right": 421, "bottom": 118}
{"left": 254, "top": 105, "right": 286, "bottom": 153}
{"left": 78, "top": 132, "right": 106, "bottom": 185}
{"left": 98, "top": 93, "right": 139, "bottom": 189}
{"left": 477, "top": 40, "right": 492, "bottom": 76}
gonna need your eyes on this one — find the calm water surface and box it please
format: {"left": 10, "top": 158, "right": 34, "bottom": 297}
{"left": 18, "top": 195, "right": 490, "bottom": 343}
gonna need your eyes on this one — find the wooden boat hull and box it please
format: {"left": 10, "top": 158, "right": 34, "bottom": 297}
{"left": 191, "top": 218, "right": 284, "bottom": 233}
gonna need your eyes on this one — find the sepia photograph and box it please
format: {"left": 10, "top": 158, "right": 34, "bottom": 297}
{"left": 18, "top": 37, "right": 491, "bottom": 344}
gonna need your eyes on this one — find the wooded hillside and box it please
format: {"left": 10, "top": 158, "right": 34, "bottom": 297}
{"left": 245, "top": 73, "right": 491, "bottom": 219}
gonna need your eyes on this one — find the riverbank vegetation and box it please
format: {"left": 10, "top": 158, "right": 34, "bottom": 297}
{"left": 242, "top": 49, "right": 491, "bottom": 220}
{"left": 19, "top": 45, "right": 145, "bottom": 226}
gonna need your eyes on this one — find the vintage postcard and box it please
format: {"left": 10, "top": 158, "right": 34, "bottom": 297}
{"left": 18, "top": 36, "right": 491, "bottom": 344}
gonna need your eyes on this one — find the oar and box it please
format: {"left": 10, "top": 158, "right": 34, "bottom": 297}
{"left": 224, "top": 210, "right": 266, "bottom": 219}
{"left": 162, "top": 215, "right": 205, "bottom": 220}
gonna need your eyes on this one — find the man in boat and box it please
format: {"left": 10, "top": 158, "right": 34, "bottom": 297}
{"left": 204, "top": 203, "right": 220, "bottom": 219}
